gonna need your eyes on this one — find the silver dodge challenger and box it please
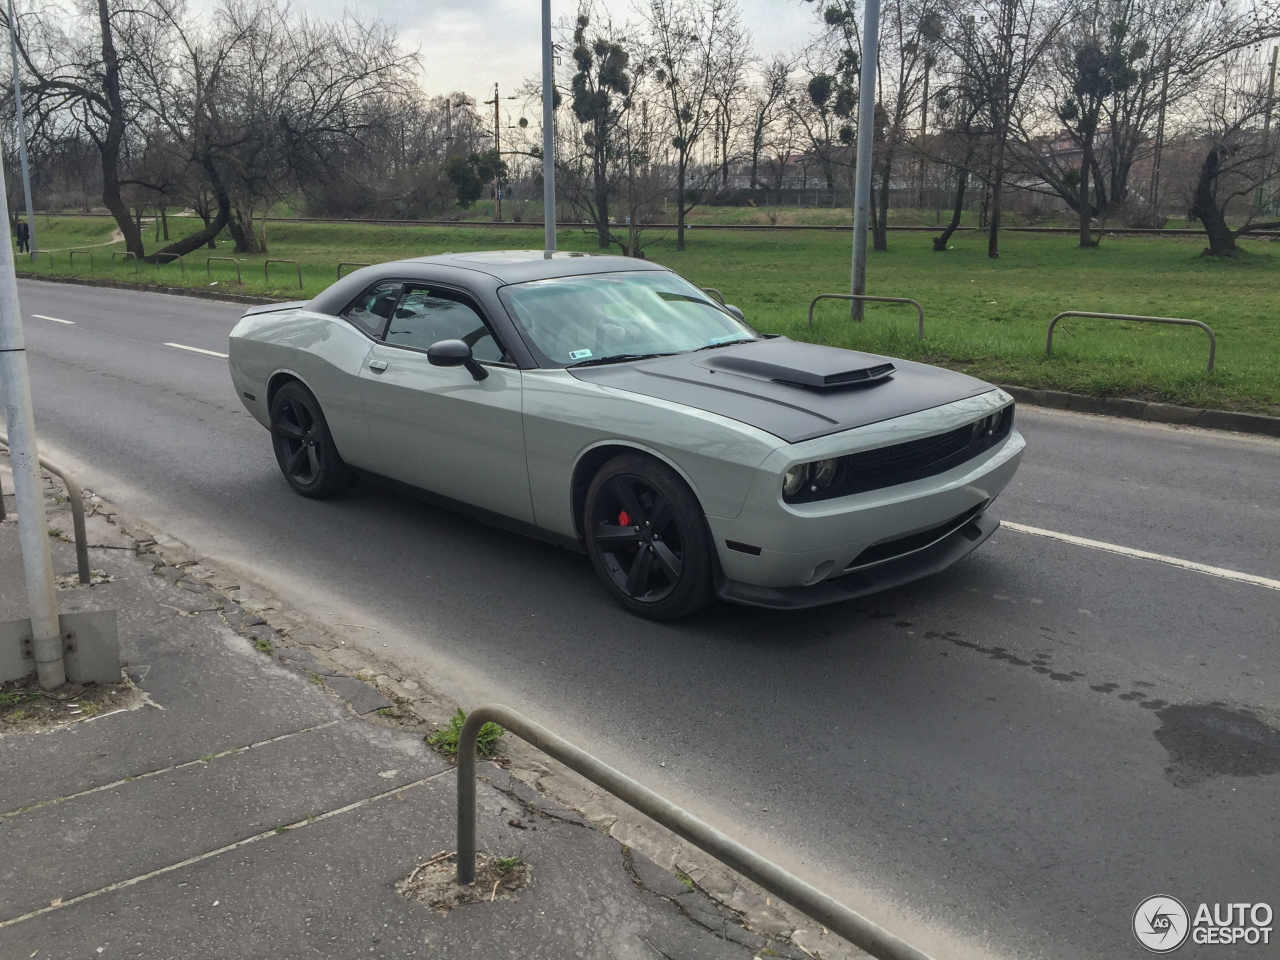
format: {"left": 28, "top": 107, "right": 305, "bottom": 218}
{"left": 228, "top": 251, "right": 1024, "bottom": 619}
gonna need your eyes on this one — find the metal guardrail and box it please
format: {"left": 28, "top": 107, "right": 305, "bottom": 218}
{"left": 701, "top": 286, "right": 726, "bottom": 304}
{"left": 1046, "top": 311, "right": 1217, "bottom": 371}
{"left": 206, "top": 256, "right": 242, "bottom": 283}
{"left": 266, "top": 258, "right": 303, "bottom": 289}
{"left": 0, "top": 433, "right": 90, "bottom": 584}
{"left": 337, "top": 261, "right": 372, "bottom": 279}
{"left": 808, "top": 294, "right": 925, "bottom": 340}
{"left": 38, "top": 251, "right": 53, "bottom": 268}
{"left": 155, "top": 253, "right": 185, "bottom": 276}
{"left": 69, "top": 250, "right": 94, "bottom": 271}
{"left": 456, "top": 705, "right": 935, "bottom": 960}
{"left": 111, "top": 251, "right": 139, "bottom": 271}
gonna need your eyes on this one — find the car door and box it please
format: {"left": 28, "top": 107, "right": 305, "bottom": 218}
{"left": 357, "top": 283, "right": 534, "bottom": 523}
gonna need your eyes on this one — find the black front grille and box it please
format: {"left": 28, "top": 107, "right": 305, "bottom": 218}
{"left": 784, "top": 404, "right": 1014, "bottom": 504}
{"left": 845, "top": 502, "right": 986, "bottom": 570}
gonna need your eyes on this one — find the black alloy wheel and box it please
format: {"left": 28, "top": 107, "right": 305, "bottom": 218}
{"left": 269, "top": 381, "right": 355, "bottom": 498}
{"left": 583, "top": 454, "right": 715, "bottom": 620}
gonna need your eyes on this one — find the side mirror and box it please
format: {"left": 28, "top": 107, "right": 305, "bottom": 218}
{"left": 427, "top": 338, "right": 488, "bottom": 381}
{"left": 724, "top": 304, "right": 745, "bottom": 321}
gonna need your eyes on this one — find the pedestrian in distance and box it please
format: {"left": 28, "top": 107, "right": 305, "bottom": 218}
{"left": 15, "top": 218, "right": 29, "bottom": 254}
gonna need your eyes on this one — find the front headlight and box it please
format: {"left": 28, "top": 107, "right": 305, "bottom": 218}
{"left": 812, "top": 458, "right": 838, "bottom": 487}
{"left": 782, "top": 463, "right": 808, "bottom": 497}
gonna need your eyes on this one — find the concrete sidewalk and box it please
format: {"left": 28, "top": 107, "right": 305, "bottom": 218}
{"left": 0, "top": 466, "right": 816, "bottom": 959}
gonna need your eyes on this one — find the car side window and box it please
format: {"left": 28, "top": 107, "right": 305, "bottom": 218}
{"left": 343, "top": 281, "right": 402, "bottom": 339}
{"left": 386, "top": 287, "right": 507, "bottom": 363}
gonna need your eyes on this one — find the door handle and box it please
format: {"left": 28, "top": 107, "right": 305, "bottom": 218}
{"left": 368, "top": 360, "right": 388, "bottom": 373}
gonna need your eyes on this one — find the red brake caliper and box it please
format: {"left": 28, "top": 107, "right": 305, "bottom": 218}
{"left": 618, "top": 510, "right": 632, "bottom": 527}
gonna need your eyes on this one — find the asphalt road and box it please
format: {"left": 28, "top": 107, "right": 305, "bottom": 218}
{"left": 12, "top": 278, "right": 1280, "bottom": 959}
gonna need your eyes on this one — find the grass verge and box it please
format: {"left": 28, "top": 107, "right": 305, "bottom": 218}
{"left": 15, "top": 215, "right": 1279, "bottom": 415}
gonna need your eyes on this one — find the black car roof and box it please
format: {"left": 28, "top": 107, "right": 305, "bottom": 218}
{"left": 307, "top": 250, "right": 670, "bottom": 316}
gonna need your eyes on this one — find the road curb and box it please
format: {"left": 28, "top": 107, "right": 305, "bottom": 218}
{"left": 19, "top": 272, "right": 284, "bottom": 305}
{"left": 1000, "top": 384, "right": 1280, "bottom": 438}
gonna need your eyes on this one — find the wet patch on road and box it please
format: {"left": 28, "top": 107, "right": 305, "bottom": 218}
{"left": 1153, "top": 704, "right": 1280, "bottom": 787}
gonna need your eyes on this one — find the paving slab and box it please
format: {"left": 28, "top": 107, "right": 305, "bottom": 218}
{"left": 0, "top": 497, "right": 770, "bottom": 960}
{"left": 1, "top": 772, "right": 755, "bottom": 960}
{"left": 0, "top": 538, "right": 349, "bottom": 810}
{"left": 1, "top": 718, "right": 445, "bottom": 918}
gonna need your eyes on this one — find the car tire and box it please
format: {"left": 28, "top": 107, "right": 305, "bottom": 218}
{"left": 269, "top": 381, "right": 356, "bottom": 498}
{"left": 583, "top": 453, "right": 715, "bottom": 620}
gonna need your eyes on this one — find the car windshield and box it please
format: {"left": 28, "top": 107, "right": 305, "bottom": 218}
{"left": 499, "top": 271, "right": 757, "bottom": 365}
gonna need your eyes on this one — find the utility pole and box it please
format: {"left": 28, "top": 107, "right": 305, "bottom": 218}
{"left": 7, "top": 0, "right": 36, "bottom": 263}
{"left": 850, "top": 0, "right": 880, "bottom": 320}
{"left": 485, "top": 82, "right": 518, "bottom": 222}
{"left": 1149, "top": 39, "right": 1172, "bottom": 218}
{"left": 542, "top": 0, "right": 556, "bottom": 256}
{"left": 0, "top": 147, "right": 63, "bottom": 690}
{"left": 486, "top": 83, "right": 503, "bottom": 221}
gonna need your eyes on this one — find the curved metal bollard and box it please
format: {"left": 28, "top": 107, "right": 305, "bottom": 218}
{"left": 266, "top": 258, "right": 303, "bottom": 290}
{"left": 0, "top": 433, "right": 91, "bottom": 584}
{"left": 337, "top": 261, "right": 372, "bottom": 279}
{"left": 457, "top": 704, "right": 936, "bottom": 960}
{"left": 206, "top": 256, "right": 242, "bottom": 283}
{"left": 1046, "top": 311, "right": 1216, "bottom": 371}
{"left": 808, "top": 294, "right": 925, "bottom": 340}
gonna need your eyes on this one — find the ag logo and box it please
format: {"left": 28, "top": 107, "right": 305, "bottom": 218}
{"left": 1134, "top": 896, "right": 1191, "bottom": 953}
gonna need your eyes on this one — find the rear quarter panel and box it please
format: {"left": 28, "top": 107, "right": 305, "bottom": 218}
{"left": 228, "top": 310, "right": 376, "bottom": 465}
{"left": 521, "top": 369, "right": 781, "bottom": 539}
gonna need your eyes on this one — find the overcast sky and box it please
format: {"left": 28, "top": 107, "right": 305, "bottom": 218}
{"left": 290, "top": 0, "right": 820, "bottom": 101}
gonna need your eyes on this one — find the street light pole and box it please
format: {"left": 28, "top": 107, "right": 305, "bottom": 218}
{"left": 0, "top": 147, "right": 63, "bottom": 690}
{"left": 850, "top": 0, "right": 880, "bottom": 320}
{"left": 542, "top": 0, "right": 556, "bottom": 256}
{"left": 7, "top": 0, "right": 36, "bottom": 263}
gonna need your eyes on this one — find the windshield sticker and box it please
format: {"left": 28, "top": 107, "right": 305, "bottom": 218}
{"left": 568, "top": 349, "right": 593, "bottom": 360}
{"left": 708, "top": 334, "right": 743, "bottom": 345}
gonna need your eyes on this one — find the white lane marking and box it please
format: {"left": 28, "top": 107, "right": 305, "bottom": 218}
{"left": 1002, "top": 521, "right": 1280, "bottom": 592}
{"left": 165, "top": 342, "right": 228, "bottom": 359}
{"left": 31, "top": 313, "right": 74, "bottom": 324}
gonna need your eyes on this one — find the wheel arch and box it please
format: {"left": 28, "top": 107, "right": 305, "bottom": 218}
{"left": 266, "top": 369, "right": 314, "bottom": 410}
{"left": 569, "top": 441, "right": 707, "bottom": 541}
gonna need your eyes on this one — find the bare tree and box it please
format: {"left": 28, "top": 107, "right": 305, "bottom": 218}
{"left": 787, "top": 51, "right": 855, "bottom": 201}
{"left": 640, "top": 0, "right": 745, "bottom": 249}
{"left": 1013, "top": 0, "right": 1280, "bottom": 242}
{"left": 943, "top": 0, "right": 1068, "bottom": 258}
{"left": 11, "top": 0, "right": 172, "bottom": 259}
{"left": 813, "top": 0, "right": 941, "bottom": 248}
{"left": 708, "top": 14, "right": 752, "bottom": 189}
{"left": 565, "top": 3, "right": 634, "bottom": 248}
{"left": 1187, "top": 46, "right": 1280, "bottom": 254}
{"left": 745, "top": 55, "right": 793, "bottom": 197}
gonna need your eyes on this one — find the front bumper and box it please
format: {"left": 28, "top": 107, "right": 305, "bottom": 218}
{"left": 715, "top": 511, "right": 1000, "bottom": 609}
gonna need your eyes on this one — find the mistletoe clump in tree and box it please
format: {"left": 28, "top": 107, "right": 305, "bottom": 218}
{"left": 570, "top": 10, "right": 633, "bottom": 249}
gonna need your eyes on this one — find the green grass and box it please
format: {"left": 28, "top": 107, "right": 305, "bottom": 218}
{"left": 426, "top": 708, "right": 504, "bottom": 757}
{"left": 0, "top": 691, "right": 41, "bottom": 708}
{"left": 15, "top": 215, "right": 1279, "bottom": 414}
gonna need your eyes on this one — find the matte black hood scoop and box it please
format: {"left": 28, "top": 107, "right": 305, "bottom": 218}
{"left": 701, "top": 345, "right": 895, "bottom": 389}
{"left": 569, "top": 337, "right": 997, "bottom": 443}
